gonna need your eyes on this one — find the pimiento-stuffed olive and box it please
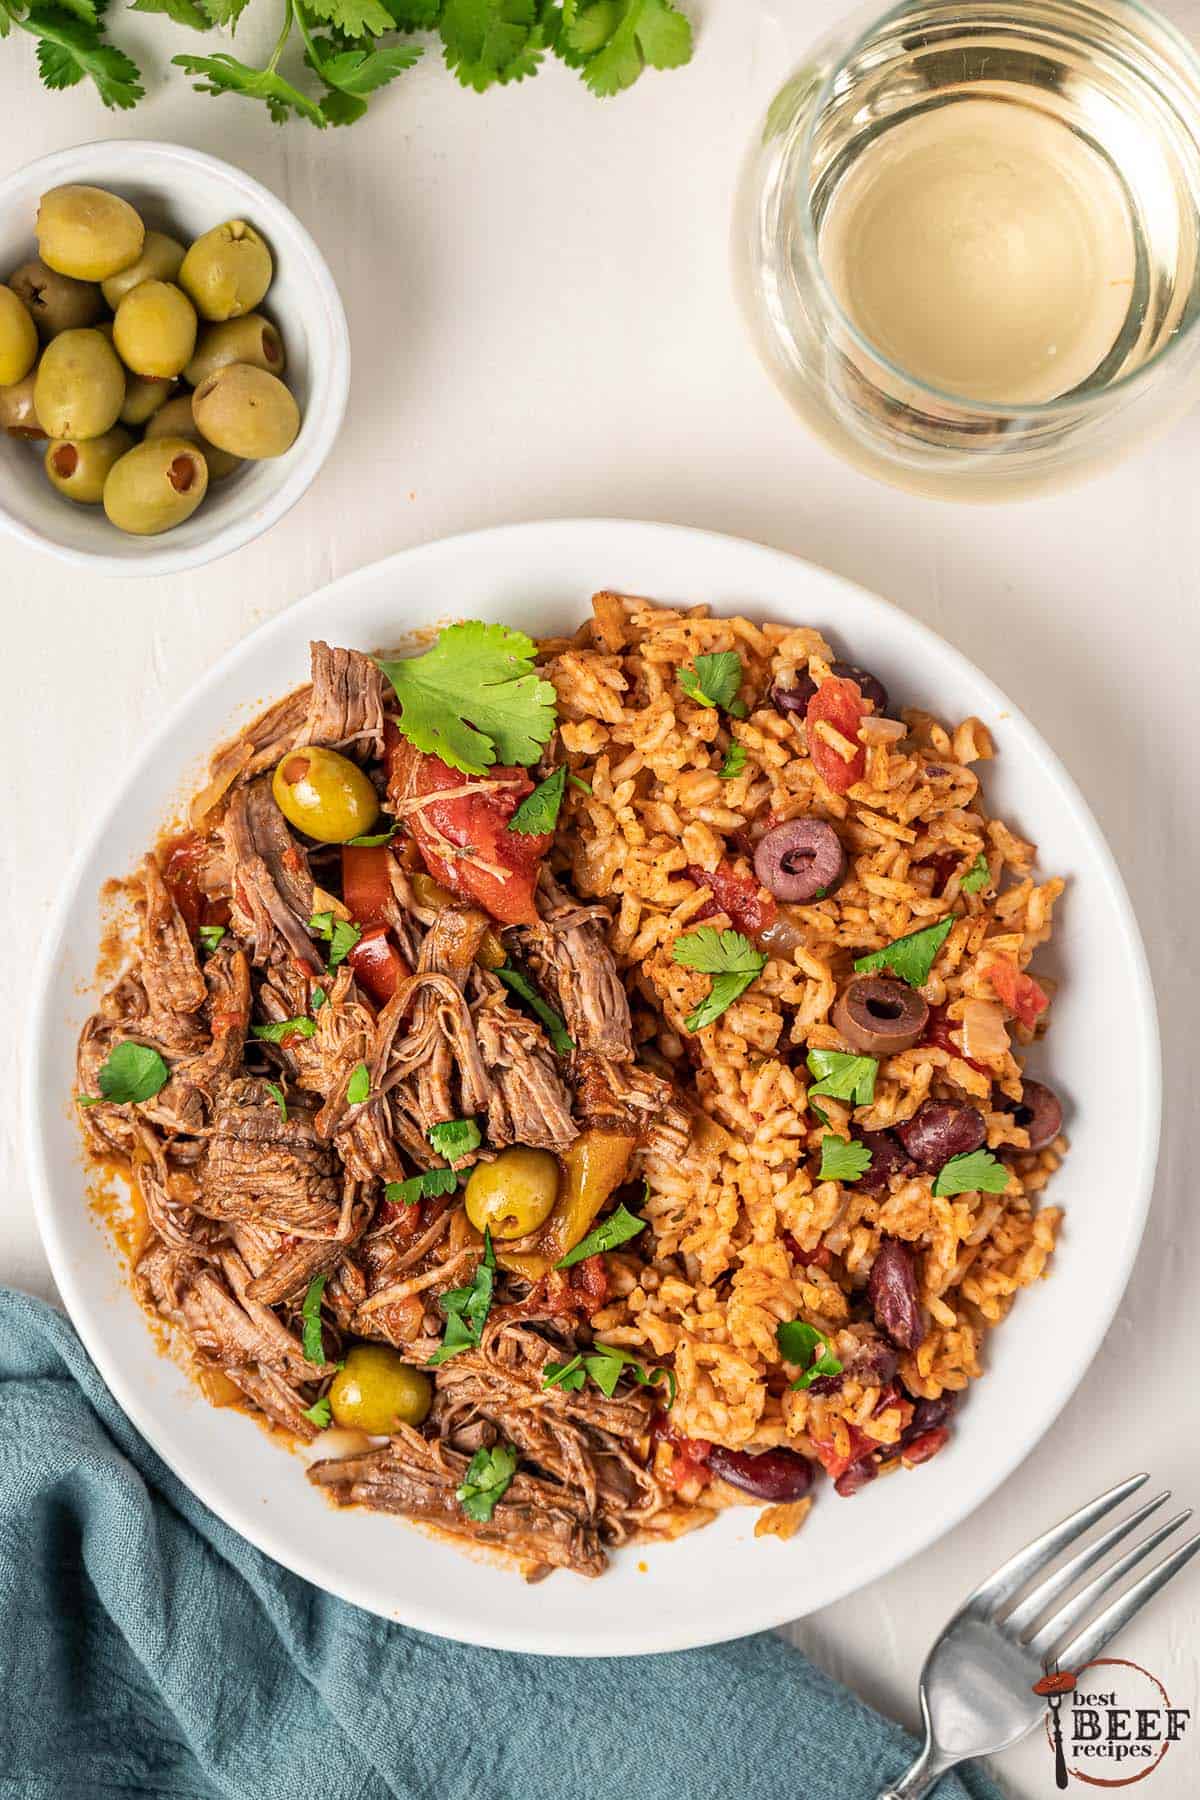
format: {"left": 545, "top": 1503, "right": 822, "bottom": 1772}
{"left": 45, "top": 427, "right": 133, "bottom": 505}
{"left": 272, "top": 745, "right": 380, "bottom": 843}
{"left": 100, "top": 230, "right": 186, "bottom": 310}
{"left": 0, "top": 284, "right": 39, "bottom": 386}
{"left": 464, "top": 1148, "right": 560, "bottom": 1240}
{"left": 179, "top": 220, "right": 272, "bottom": 321}
{"left": 328, "top": 1345, "right": 431, "bottom": 1434}
{"left": 192, "top": 362, "right": 299, "bottom": 460}
{"left": 119, "top": 372, "right": 174, "bottom": 428}
{"left": 34, "top": 327, "right": 125, "bottom": 440}
{"left": 102, "top": 437, "right": 208, "bottom": 535}
{"left": 184, "top": 313, "right": 285, "bottom": 388}
{"left": 145, "top": 392, "right": 239, "bottom": 482}
{"left": 113, "top": 280, "right": 198, "bottom": 379}
{"left": 36, "top": 184, "right": 145, "bottom": 282}
{"left": 0, "top": 372, "right": 45, "bottom": 439}
{"left": 9, "top": 258, "right": 103, "bottom": 339}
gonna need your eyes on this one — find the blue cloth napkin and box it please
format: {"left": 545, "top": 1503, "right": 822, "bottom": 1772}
{"left": 0, "top": 1286, "right": 1004, "bottom": 1800}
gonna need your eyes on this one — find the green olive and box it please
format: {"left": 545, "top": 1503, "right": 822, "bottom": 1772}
{"left": 184, "top": 313, "right": 285, "bottom": 389}
{"left": 102, "top": 437, "right": 208, "bottom": 536}
{"left": 0, "top": 285, "right": 38, "bottom": 387}
{"left": 464, "top": 1148, "right": 560, "bottom": 1241}
{"left": 9, "top": 259, "right": 103, "bottom": 339}
{"left": 45, "top": 427, "right": 134, "bottom": 505}
{"left": 120, "top": 372, "right": 174, "bottom": 428}
{"left": 328, "top": 1345, "right": 431, "bottom": 1434}
{"left": 34, "top": 328, "right": 124, "bottom": 440}
{"left": 192, "top": 362, "right": 299, "bottom": 460}
{"left": 100, "top": 230, "right": 186, "bottom": 309}
{"left": 112, "top": 280, "right": 198, "bottom": 380}
{"left": 179, "top": 220, "right": 272, "bottom": 322}
{"left": 145, "top": 393, "right": 239, "bottom": 482}
{"left": 0, "top": 372, "right": 45, "bottom": 440}
{"left": 271, "top": 746, "right": 380, "bottom": 843}
{"left": 36, "top": 184, "right": 145, "bottom": 282}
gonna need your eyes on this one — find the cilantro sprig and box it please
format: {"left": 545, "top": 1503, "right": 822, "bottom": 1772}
{"left": 777, "top": 1320, "right": 843, "bottom": 1390}
{"left": 4, "top": 2, "right": 145, "bottom": 113}
{"left": 961, "top": 852, "right": 991, "bottom": 895}
{"left": 300, "top": 1273, "right": 330, "bottom": 1365}
{"left": 672, "top": 926, "right": 767, "bottom": 1032}
{"left": 507, "top": 764, "right": 567, "bottom": 836}
{"left": 78, "top": 1041, "right": 170, "bottom": 1108}
{"left": 428, "top": 1228, "right": 495, "bottom": 1365}
{"left": 719, "top": 742, "right": 746, "bottom": 781}
{"left": 854, "top": 916, "right": 954, "bottom": 988}
{"left": 543, "top": 1343, "right": 675, "bottom": 1406}
{"left": 303, "top": 1394, "right": 332, "bottom": 1428}
{"left": 385, "top": 1166, "right": 461, "bottom": 1207}
{"left": 428, "top": 1116, "right": 482, "bottom": 1161}
{"left": 678, "top": 651, "right": 745, "bottom": 715}
{"left": 309, "top": 911, "right": 362, "bottom": 969}
{"left": 251, "top": 1015, "right": 317, "bottom": 1043}
{"left": 456, "top": 1441, "right": 517, "bottom": 1522}
{"left": 265, "top": 1080, "right": 288, "bottom": 1121}
{"left": 818, "top": 1135, "right": 873, "bottom": 1183}
{"left": 378, "top": 622, "right": 558, "bottom": 776}
{"left": 346, "top": 1062, "right": 371, "bottom": 1105}
{"left": 932, "top": 1149, "right": 1010, "bottom": 1197}
{"left": 806, "top": 1047, "right": 878, "bottom": 1106}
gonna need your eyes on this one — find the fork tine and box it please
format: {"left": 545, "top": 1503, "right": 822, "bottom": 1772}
{"left": 1049, "top": 1530, "right": 1200, "bottom": 1670}
{"left": 1026, "top": 1510, "right": 1192, "bottom": 1659}
{"left": 964, "top": 1474, "right": 1149, "bottom": 1617}
{"left": 1004, "top": 1491, "right": 1171, "bottom": 1637}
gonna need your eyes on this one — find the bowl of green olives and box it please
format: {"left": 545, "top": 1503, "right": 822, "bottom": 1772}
{"left": 0, "top": 140, "right": 349, "bottom": 575}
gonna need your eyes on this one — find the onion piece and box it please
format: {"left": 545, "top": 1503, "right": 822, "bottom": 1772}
{"left": 860, "top": 716, "right": 908, "bottom": 746}
{"left": 758, "top": 909, "right": 807, "bottom": 953}
{"left": 958, "top": 998, "right": 1009, "bottom": 1064}
{"left": 304, "top": 1426, "right": 373, "bottom": 1462}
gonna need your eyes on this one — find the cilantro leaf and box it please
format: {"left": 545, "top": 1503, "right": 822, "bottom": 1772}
{"left": 719, "top": 742, "right": 746, "bottom": 781}
{"left": 251, "top": 1015, "right": 316, "bottom": 1043}
{"left": 130, "top": 0, "right": 211, "bottom": 28}
{"left": 265, "top": 1081, "right": 288, "bottom": 1121}
{"left": 378, "top": 621, "right": 558, "bottom": 776}
{"left": 496, "top": 963, "right": 575, "bottom": 1056}
{"left": 29, "top": 6, "right": 144, "bottom": 107}
{"left": 196, "top": 0, "right": 252, "bottom": 22}
{"left": 806, "top": 1047, "right": 878, "bottom": 1106}
{"left": 568, "top": 773, "right": 592, "bottom": 795}
{"left": 305, "top": 0, "right": 395, "bottom": 37}
{"left": 173, "top": 52, "right": 327, "bottom": 125}
{"left": 346, "top": 1062, "right": 370, "bottom": 1105}
{"left": 564, "top": 0, "right": 692, "bottom": 97}
{"left": 542, "top": 1354, "right": 588, "bottom": 1392}
{"left": 80, "top": 1040, "right": 170, "bottom": 1107}
{"left": 556, "top": 1203, "right": 646, "bottom": 1267}
{"left": 303, "top": 1395, "right": 332, "bottom": 1428}
{"left": 544, "top": 1343, "right": 674, "bottom": 1405}
{"left": 507, "top": 764, "right": 566, "bottom": 835}
{"left": 345, "top": 823, "right": 397, "bottom": 846}
{"left": 678, "top": 650, "right": 742, "bottom": 712}
{"left": 456, "top": 1440, "right": 518, "bottom": 1521}
{"left": 428, "top": 1116, "right": 482, "bottom": 1161}
{"left": 197, "top": 923, "right": 226, "bottom": 955}
{"left": 932, "top": 1149, "right": 1011, "bottom": 1197}
{"left": 311, "top": 985, "right": 328, "bottom": 1011}
{"left": 439, "top": 0, "right": 557, "bottom": 91}
{"left": 818, "top": 1135, "right": 873, "bottom": 1183}
{"left": 672, "top": 925, "right": 767, "bottom": 1032}
{"left": 854, "top": 915, "right": 954, "bottom": 988}
{"left": 309, "top": 911, "right": 362, "bottom": 968}
{"left": 385, "top": 1166, "right": 460, "bottom": 1207}
{"left": 777, "top": 1319, "right": 843, "bottom": 1390}
{"left": 380, "top": 0, "right": 440, "bottom": 23}
{"left": 428, "top": 1229, "right": 495, "bottom": 1365}
{"left": 961, "top": 852, "right": 991, "bottom": 895}
{"left": 301, "top": 1273, "right": 329, "bottom": 1365}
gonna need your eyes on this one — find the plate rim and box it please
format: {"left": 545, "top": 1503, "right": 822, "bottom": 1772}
{"left": 23, "top": 517, "right": 1162, "bottom": 1655}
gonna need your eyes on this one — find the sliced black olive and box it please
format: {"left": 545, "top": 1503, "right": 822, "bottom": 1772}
{"left": 896, "top": 1100, "right": 987, "bottom": 1171}
{"left": 753, "top": 818, "right": 846, "bottom": 902}
{"left": 1011, "top": 1078, "right": 1064, "bottom": 1152}
{"left": 832, "top": 974, "right": 929, "bottom": 1055}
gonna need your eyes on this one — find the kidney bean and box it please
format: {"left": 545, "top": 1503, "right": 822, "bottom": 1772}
{"left": 809, "top": 1337, "right": 898, "bottom": 1397}
{"left": 905, "top": 1391, "right": 958, "bottom": 1438}
{"left": 900, "top": 1427, "right": 950, "bottom": 1467}
{"left": 896, "top": 1100, "right": 986, "bottom": 1172}
{"left": 770, "top": 660, "right": 889, "bottom": 719}
{"left": 707, "top": 1444, "right": 814, "bottom": 1503}
{"left": 834, "top": 1457, "right": 879, "bottom": 1497}
{"left": 830, "top": 662, "right": 889, "bottom": 716}
{"left": 867, "top": 1237, "right": 925, "bottom": 1351}
{"left": 856, "top": 1129, "right": 917, "bottom": 1196}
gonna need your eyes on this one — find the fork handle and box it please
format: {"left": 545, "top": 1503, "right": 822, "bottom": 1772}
{"left": 876, "top": 1741, "right": 956, "bottom": 1800}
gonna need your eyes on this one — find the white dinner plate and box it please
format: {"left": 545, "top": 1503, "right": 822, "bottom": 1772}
{"left": 25, "top": 519, "right": 1160, "bottom": 1656}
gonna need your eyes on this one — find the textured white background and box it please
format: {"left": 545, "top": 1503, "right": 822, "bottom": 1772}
{"left": 1, "top": 3, "right": 1198, "bottom": 1794}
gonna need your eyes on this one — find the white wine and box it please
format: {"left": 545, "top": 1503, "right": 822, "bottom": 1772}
{"left": 818, "top": 98, "right": 1136, "bottom": 405}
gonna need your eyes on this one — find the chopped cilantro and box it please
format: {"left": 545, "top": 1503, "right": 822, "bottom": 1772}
{"left": 678, "top": 650, "right": 743, "bottom": 712}
{"left": 197, "top": 923, "right": 226, "bottom": 955}
{"left": 346, "top": 1062, "right": 370, "bottom": 1105}
{"left": 507, "top": 765, "right": 566, "bottom": 835}
{"left": 854, "top": 915, "right": 954, "bottom": 988}
{"left": 719, "top": 742, "right": 747, "bottom": 780}
{"left": 776, "top": 1319, "right": 843, "bottom": 1390}
{"left": 378, "top": 622, "right": 558, "bottom": 777}
{"left": 385, "top": 1166, "right": 460, "bottom": 1207}
{"left": 496, "top": 964, "right": 575, "bottom": 1056}
{"left": 428, "top": 1229, "right": 495, "bottom": 1366}
{"left": 309, "top": 912, "right": 362, "bottom": 969}
{"left": 806, "top": 1047, "right": 878, "bottom": 1106}
{"left": 428, "top": 1117, "right": 482, "bottom": 1161}
{"left": 79, "top": 1040, "right": 170, "bottom": 1108}
{"left": 300, "top": 1274, "right": 329, "bottom": 1365}
{"left": 961, "top": 852, "right": 991, "bottom": 895}
{"left": 346, "top": 823, "right": 397, "bottom": 847}
{"left": 818, "top": 1135, "right": 873, "bottom": 1183}
{"left": 265, "top": 1081, "right": 288, "bottom": 1121}
{"left": 303, "top": 1395, "right": 332, "bottom": 1428}
{"left": 543, "top": 1343, "right": 675, "bottom": 1406}
{"left": 556, "top": 1204, "right": 646, "bottom": 1267}
{"left": 251, "top": 1016, "right": 317, "bottom": 1043}
{"left": 932, "top": 1149, "right": 1011, "bottom": 1197}
{"left": 568, "top": 773, "right": 593, "bottom": 795}
{"left": 311, "top": 986, "right": 328, "bottom": 1012}
{"left": 672, "top": 925, "right": 767, "bottom": 1032}
{"left": 456, "top": 1441, "right": 518, "bottom": 1522}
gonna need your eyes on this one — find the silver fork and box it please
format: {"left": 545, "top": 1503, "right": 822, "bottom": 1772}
{"left": 877, "top": 1474, "right": 1200, "bottom": 1799}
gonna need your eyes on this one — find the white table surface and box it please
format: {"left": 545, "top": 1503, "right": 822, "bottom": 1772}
{"left": 2, "top": 4, "right": 1198, "bottom": 1794}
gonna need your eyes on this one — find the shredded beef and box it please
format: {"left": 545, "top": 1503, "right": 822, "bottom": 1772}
{"left": 475, "top": 998, "right": 578, "bottom": 1152}
{"left": 223, "top": 778, "right": 321, "bottom": 973}
{"left": 198, "top": 1077, "right": 347, "bottom": 1236}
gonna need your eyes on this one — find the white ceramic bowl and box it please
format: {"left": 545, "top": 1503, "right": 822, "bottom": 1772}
{"left": 0, "top": 140, "right": 349, "bottom": 577}
{"left": 24, "top": 521, "right": 1160, "bottom": 1655}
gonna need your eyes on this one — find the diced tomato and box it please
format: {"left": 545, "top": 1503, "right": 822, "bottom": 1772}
{"left": 923, "top": 1003, "right": 989, "bottom": 1075}
{"left": 346, "top": 924, "right": 411, "bottom": 1004}
{"left": 651, "top": 1418, "right": 714, "bottom": 1492}
{"left": 986, "top": 956, "right": 1050, "bottom": 1030}
{"left": 386, "top": 730, "right": 550, "bottom": 926}
{"left": 805, "top": 676, "right": 867, "bottom": 794}
{"left": 161, "top": 832, "right": 228, "bottom": 936}
{"left": 809, "top": 1422, "right": 880, "bottom": 1482}
{"left": 341, "top": 844, "right": 395, "bottom": 926}
{"left": 568, "top": 1253, "right": 610, "bottom": 1316}
{"left": 685, "top": 861, "right": 777, "bottom": 936}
